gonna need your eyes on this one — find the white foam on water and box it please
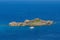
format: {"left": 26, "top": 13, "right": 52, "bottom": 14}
{"left": 30, "top": 27, "right": 34, "bottom": 29}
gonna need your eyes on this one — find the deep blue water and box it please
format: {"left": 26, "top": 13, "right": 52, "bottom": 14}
{"left": 0, "top": 1, "right": 60, "bottom": 40}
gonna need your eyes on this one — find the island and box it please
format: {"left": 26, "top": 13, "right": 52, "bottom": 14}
{"left": 9, "top": 18, "right": 53, "bottom": 27}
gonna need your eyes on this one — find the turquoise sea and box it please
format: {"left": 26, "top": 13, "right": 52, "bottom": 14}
{"left": 0, "top": 1, "right": 60, "bottom": 40}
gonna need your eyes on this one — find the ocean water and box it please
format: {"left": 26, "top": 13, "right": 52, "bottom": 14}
{"left": 0, "top": 1, "right": 60, "bottom": 40}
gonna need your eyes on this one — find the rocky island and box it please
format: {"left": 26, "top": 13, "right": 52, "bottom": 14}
{"left": 9, "top": 18, "right": 53, "bottom": 27}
